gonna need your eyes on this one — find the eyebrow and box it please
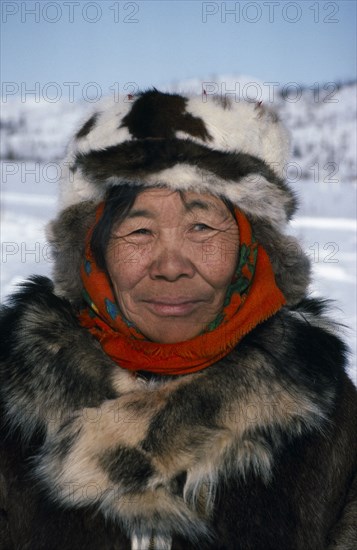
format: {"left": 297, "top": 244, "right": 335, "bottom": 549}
{"left": 126, "top": 200, "right": 216, "bottom": 220}
{"left": 126, "top": 209, "right": 156, "bottom": 219}
{"left": 182, "top": 199, "right": 212, "bottom": 212}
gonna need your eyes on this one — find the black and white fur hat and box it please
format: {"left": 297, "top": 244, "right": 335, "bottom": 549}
{"left": 49, "top": 89, "right": 310, "bottom": 306}
{"left": 60, "top": 89, "right": 295, "bottom": 227}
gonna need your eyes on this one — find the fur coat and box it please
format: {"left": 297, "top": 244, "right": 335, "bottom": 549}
{"left": 0, "top": 90, "right": 356, "bottom": 550}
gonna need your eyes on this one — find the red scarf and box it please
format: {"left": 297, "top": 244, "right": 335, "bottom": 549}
{"left": 78, "top": 204, "right": 286, "bottom": 375}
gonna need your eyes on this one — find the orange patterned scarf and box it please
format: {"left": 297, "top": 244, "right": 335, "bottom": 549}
{"left": 78, "top": 204, "right": 286, "bottom": 375}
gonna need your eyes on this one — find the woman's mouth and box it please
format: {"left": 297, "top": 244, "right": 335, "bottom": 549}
{"left": 143, "top": 299, "right": 203, "bottom": 317}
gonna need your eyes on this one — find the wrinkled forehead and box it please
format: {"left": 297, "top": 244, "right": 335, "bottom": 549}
{"left": 129, "top": 187, "right": 234, "bottom": 217}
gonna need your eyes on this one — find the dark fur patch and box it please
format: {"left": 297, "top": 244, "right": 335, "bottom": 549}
{"left": 121, "top": 89, "right": 212, "bottom": 141}
{"left": 142, "top": 377, "right": 222, "bottom": 455}
{"left": 0, "top": 431, "right": 131, "bottom": 549}
{"left": 292, "top": 297, "right": 335, "bottom": 317}
{"left": 75, "top": 113, "right": 98, "bottom": 139}
{"left": 75, "top": 139, "right": 274, "bottom": 182}
{"left": 74, "top": 138, "right": 296, "bottom": 218}
{"left": 0, "top": 277, "right": 118, "bottom": 437}
{"left": 99, "top": 446, "right": 153, "bottom": 491}
{"left": 291, "top": 313, "right": 348, "bottom": 390}
{"left": 239, "top": 302, "right": 346, "bottom": 410}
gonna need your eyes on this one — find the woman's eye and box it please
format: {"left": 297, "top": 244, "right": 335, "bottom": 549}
{"left": 131, "top": 228, "right": 151, "bottom": 235}
{"left": 192, "top": 223, "right": 212, "bottom": 231}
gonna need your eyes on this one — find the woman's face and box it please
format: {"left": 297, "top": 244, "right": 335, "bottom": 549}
{"left": 106, "top": 188, "right": 239, "bottom": 343}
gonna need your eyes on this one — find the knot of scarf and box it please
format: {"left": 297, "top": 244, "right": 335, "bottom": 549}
{"left": 78, "top": 203, "right": 286, "bottom": 375}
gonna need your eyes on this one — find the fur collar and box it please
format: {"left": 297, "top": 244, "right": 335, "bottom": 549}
{"left": 1, "top": 277, "right": 349, "bottom": 546}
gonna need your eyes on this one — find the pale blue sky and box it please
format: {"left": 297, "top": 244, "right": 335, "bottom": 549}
{"left": 1, "top": 0, "right": 356, "bottom": 98}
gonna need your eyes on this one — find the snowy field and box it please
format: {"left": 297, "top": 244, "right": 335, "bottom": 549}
{"left": 1, "top": 164, "right": 356, "bottom": 385}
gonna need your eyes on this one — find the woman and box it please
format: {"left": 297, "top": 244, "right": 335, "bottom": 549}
{"left": 0, "top": 90, "right": 356, "bottom": 550}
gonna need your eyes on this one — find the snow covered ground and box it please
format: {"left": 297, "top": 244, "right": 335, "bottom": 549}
{"left": 1, "top": 163, "right": 356, "bottom": 384}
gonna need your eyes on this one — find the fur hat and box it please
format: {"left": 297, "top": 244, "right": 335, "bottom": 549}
{"left": 60, "top": 89, "right": 295, "bottom": 228}
{"left": 48, "top": 89, "right": 310, "bottom": 306}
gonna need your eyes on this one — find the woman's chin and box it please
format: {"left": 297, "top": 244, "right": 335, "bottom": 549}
{"left": 124, "top": 304, "right": 218, "bottom": 343}
{"left": 138, "top": 319, "right": 209, "bottom": 344}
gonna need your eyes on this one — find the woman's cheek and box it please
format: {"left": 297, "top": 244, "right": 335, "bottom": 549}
{"left": 108, "top": 240, "right": 150, "bottom": 267}
{"left": 111, "top": 243, "right": 152, "bottom": 290}
{"left": 195, "top": 237, "right": 238, "bottom": 280}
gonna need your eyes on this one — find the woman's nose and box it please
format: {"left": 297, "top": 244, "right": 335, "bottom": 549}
{"left": 148, "top": 239, "right": 195, "bottom": 281}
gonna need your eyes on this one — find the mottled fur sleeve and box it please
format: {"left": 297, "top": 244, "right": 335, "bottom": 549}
{"left": 0, "top": 278, "right": 345, "bottom": 542}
